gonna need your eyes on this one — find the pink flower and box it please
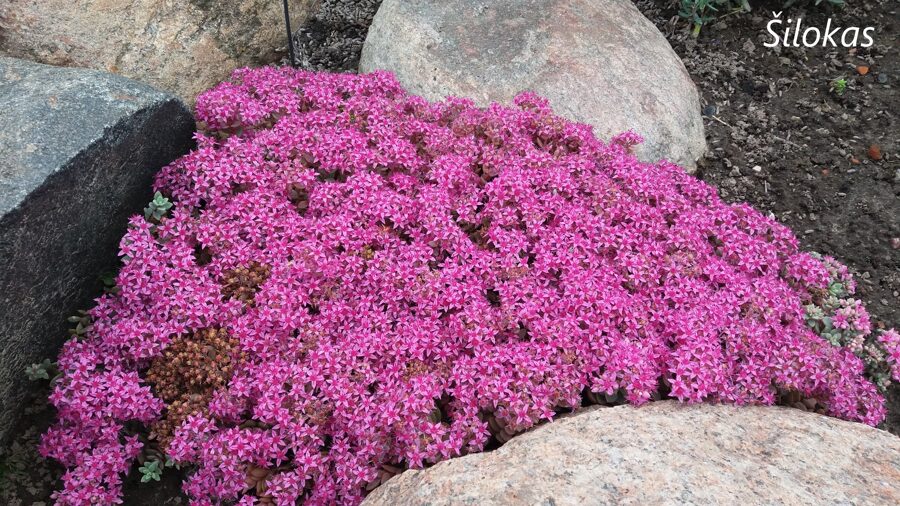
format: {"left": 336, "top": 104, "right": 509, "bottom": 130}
{"left": 833, "top": 312, "right": 850, "bottom": 330}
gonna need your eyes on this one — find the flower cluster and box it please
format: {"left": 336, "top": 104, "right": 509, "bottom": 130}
{"left": 41, "top": 67, "right": 897, "bottom": 505}
{"left": 802, "top": 255, "right": 900, "bottom": 390}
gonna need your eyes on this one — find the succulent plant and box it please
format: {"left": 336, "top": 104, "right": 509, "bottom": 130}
{"left": 137, "top": 459, "right": 164, "bottom": 483}
{"left": 143, "top": 191, "right": 173, "bottom": 222}
{"left": 25, "top": 359, "right": 54, "bottom": 382}
{"left": 40, "top": 68, "right": 898, "bottom": 506}
{"left": 66, "top": 310, "right": 92, "bottom": 338}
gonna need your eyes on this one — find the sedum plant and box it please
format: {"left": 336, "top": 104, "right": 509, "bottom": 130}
{"left": 144, "top": 191, "right": 173, "bottom": 222}
{"left": 40, "top": 67, "right": 898, "bottom": 505}
{"left": 25, "top": 359, "right": 55, "bottom": 382}
{"left": 137, "top": 459, "right": 164, "bottom": 483}
{"left": 802, "top": 255, "right": 900, "bottom": 390}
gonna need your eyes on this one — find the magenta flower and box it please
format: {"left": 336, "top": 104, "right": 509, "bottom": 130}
{"left": 40, "top": 67, "right": 896, "bottom": 505}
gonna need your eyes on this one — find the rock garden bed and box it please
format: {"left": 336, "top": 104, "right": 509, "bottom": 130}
{"left": 0, "top": 0, "right": 897, "bottom": 505}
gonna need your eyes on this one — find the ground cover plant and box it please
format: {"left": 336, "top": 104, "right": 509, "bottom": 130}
{"left": 39, "top": 68, "right": 900, "bottom": 505}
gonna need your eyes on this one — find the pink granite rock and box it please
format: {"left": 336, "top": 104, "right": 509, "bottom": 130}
{"left": 0, "top": 0, "right": 319, "bottom": 103}
{"left": 360, "top": 0, "right": 706, "bottom": 170}
{"left": 363, "top": 402, "right": 900, "bottom": 505}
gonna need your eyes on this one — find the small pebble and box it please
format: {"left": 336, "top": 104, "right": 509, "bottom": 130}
{"left": 729, "top": 167, "right": 742, "bottom": 177}
{"left": 857, "top": 65, "right": 869, "bottom": 75}
{"left": 702, "top": 105, "right": 718, "bottom": 116}
{"left": 868, "top": 144, "right": 883, "bottom": 161}
{"left": 742, "top": 39, "right": 756, "bottom": 53}
{"left": 752, "top": 165, "right": 762, "bottom": 173}
{"left": 877, "top": 73, "right": 889, "bottom": 84}
{"left": 891, "top": 237, "right": 900, "bottom": 250}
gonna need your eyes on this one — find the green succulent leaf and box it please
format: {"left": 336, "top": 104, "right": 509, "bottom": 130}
{"left": 144, "top": 192, "right": 174, "bottom": 222}
{"left": 138, "top": 460, "right": 163, "bottom": 483}
{"left": 25, "top": 359, "right": 54, "bottom": 381}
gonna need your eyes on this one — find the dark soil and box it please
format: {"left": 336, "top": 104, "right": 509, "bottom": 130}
{"left": 2, "top": 0, "right": 897, "bottom": 503}
{"left": 636, "top": 0, "right": 899, "bottom": 330}
{"left": 635, "top": 0, "right": 900, "bottom": 433}
{"left": 288, "top": 0, "right": 382, "bottom": 71}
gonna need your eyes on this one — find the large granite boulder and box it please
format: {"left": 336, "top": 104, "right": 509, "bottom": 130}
{"left": 0, "top": 57, "right": 195, "bottom": 442}
{"left": 360, "top": 0, "right": 706, "bottom": 170}
{"left": 0, "top": 0, "right": 319, "bottom": 104}
{"left": 363, "top": 402, "right": 900, "bottom": 505}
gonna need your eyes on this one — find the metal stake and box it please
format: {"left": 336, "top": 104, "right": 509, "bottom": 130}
{"left": 282, "top": 0, "right": 296, "bottom": 66}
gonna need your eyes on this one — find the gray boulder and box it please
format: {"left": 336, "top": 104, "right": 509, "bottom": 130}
{"left": 360, "top": 0, "right": 706, "bottom": 170}
{"left": 0, "top": 57, "right": 195, "bottom": 442}
{"left": 363, "top": 402, "right": 900, "bottom": 505}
